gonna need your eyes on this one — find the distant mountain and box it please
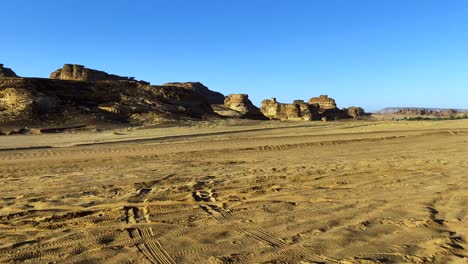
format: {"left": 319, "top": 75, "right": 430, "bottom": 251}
{"left": 377, "top": 107, "right": 468, "bottom": 116}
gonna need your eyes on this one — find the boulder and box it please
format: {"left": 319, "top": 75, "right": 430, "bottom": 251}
{"left": 50, "top": 64, "right": 148, "bottom": 84}
{"left": 0, "top": 64, "right": 19, "bottom": 78}
{"left": 222, "top": 94, "right": 266, "bottom": 119}
{"left": 163, "top": 82, "right": 224, "bottom": 104}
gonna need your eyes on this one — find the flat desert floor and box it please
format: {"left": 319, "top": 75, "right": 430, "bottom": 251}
{"left": 0, "top": 120, "right": 467, "bottom": 263}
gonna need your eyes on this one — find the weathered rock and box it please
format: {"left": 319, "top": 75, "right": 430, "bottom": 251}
{"left": 308, "top": 95, "right": 337, "bottom": 110}
{"left": 260, "top": 96, "right": 350, "bottom": 121}
{"left": 345, "top": 107, "right": 365, "bottom": 118}
{"left": 163, "top": 82, "right": 225, "bottom": 104}
{"left": 50, "top": 64, "right": 148, "bottom": 84}
{"left": 0, "top": 64, "right": 18, "bottom": 78}
{"left": 222, "top": 94, "right": 266, "bottom": 119}
{"left": 260, "top": 98, "right": 314, "bottom": 120}
{"left": 0, "top": 77, "right": 216, "bottom": 126}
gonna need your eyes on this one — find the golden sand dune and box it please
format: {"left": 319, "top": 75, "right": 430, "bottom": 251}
{"left": 0, "top": 120, "right": 467, "bottom": 263}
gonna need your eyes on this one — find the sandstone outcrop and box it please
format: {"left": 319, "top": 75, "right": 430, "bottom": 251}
{"left": 261, "top": 95, "right": 351, "bottom": 121}
{"left": 50, "top": 64, "right": 148, "bottom": 84}
{"left": 308, "top": 95, "right": 337, "bottom": 110}
{"left": 0, "top": 64, "right": 18, "bottom": 78}
{"left": 221, "top": 94, "right": 266, "bottom": 119}
{"left": 260, "top": 98, "right": 318, "bottom": 120}
{"left": 345, "top": 107, "right": 365, "bottom": 118}
{"left": 163, "top": 82, "right": 225, "bottom": 104}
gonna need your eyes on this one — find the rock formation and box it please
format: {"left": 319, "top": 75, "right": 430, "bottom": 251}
{"left": 0, "top": 77, "right": 215, "bottom": 126}
{"left": 0, "top": 64, "right": 19, "bottom": 78}
{"left": 163, "top": 82, "right": 225, "bottom": 104}
{"left": 308, "top": 95, "right": 337, "bottom": 110}
{"left": 50, "top": 64, "right": 148, "bottom": 84}
{"left": 1, "top": 63, "right": 366, "bottom": 126}
{"left": 260, "top": 95, "right": 351, "bottom": 121}
{"left": 260, "top": 98, "right": 318, "bottom": 120}
{"left": 345, "top": 107, "right": 365, "bottom": 118}
{"left": 221, "top": 94, "right": 266, "bottom": 119}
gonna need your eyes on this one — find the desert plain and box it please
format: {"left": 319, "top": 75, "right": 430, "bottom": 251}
{"left": 0, "top": 119, "right": 467, "bottom": 263}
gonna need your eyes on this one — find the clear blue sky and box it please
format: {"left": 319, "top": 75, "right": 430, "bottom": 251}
{"left": 2, "top": 0, "right": 468, "bottom": 111}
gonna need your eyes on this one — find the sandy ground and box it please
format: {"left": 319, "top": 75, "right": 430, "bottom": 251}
{"left": 0, "top": 120, "right": 467, "bottom": 263}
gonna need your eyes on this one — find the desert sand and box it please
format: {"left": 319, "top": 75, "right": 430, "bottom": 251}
{"left": 0, "top": 120, "right": 467, "bottom": 263}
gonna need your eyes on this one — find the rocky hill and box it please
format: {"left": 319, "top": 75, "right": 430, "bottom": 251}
{"left": 0, "top": 65, "right": 220, "bottom": 128}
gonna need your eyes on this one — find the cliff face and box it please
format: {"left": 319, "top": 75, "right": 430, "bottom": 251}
{"left": 50, "top": 64, "right": 148, "bottom": 84}
{"left": 163, "top": 82, "right": 225, "bottom": 104}
{"left": 0, "top": 64, "right": 18, "bottom": 78}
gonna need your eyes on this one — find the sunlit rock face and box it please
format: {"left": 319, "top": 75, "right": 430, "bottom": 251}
{"left": 308, "top": 95, "right": 337, "bottom": 110}
{"left": 260, "top": 98, "right": 317, "bottom": 120}
{"left": 50, "top": 64, "right": 146, "bottom": 83}
{"left": 222, "top": 94, "right": 266, "bottom": 119}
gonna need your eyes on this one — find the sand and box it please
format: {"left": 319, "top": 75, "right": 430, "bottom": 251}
{"left": 0, "top": 120, "right": 467, "bottom": 263}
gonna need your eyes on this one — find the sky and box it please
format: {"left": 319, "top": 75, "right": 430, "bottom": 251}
{"left": 2, "top": 0, "right": 468, "bottom": 111}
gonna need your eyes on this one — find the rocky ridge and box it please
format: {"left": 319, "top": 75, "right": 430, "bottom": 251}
{"left": 1, "top": 63, "right": 363, "bottom": 129}
{"left": 381, "top": 108, "right": 466, "bottom": 117}
{"left": 1, "top": 65, "right": 218, "bottom": 127}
